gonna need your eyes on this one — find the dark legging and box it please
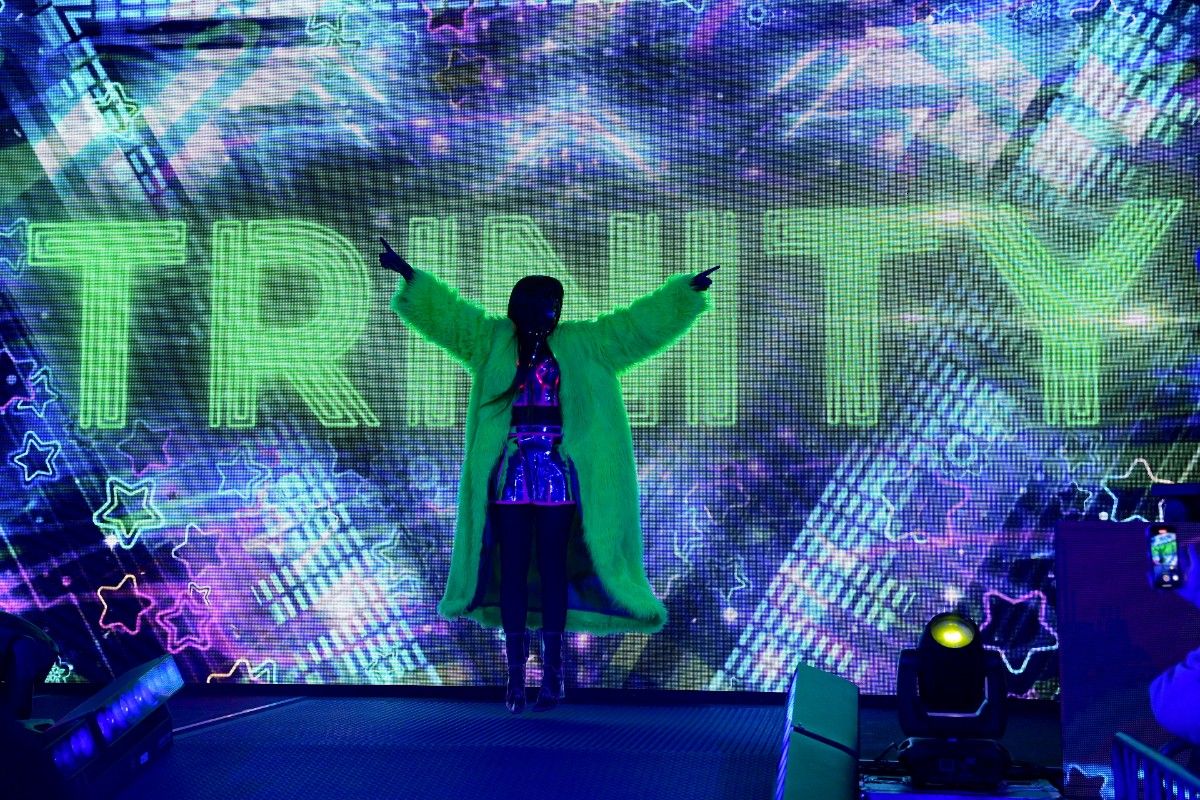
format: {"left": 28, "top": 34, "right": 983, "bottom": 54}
{"left": 490, "top": 503, "right": 575, "bottom": 634}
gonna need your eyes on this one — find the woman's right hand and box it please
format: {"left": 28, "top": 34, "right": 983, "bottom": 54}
{"left": 379, "top": 237, "right": 414, "bottom": 281}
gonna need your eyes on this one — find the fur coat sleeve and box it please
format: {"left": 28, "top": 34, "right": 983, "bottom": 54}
{"left": 389, "top": 268, "right": 494, "bottom": 371}
{"left": 575, "top": 273, "right": 709, "bottom": 373}
{"left": 390, "top": 268, "right": 710, "bottom": 635}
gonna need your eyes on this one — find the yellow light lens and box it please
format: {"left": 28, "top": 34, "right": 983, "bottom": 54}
{"left": 931, "top": 616, "right": 974, "bottom": 649}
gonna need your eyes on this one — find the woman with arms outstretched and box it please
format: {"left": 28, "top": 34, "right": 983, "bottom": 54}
{"left": 380, "top": 237, "right": 717, "bottom": 713}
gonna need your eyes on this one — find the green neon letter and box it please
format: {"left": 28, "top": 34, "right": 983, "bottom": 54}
{"left": 609, "top": 212, "right": 664, "bottom": 427}
{"left": 404, "top": 216, "right": 462, "bottom": 427}
{"left": 477, "top": 215, "right": 581, "bottom": 314}
{"left": 967, "top": 199, "right": 1182, "bottom": 426}
{"left": 28, "top": 222, "right": 187, "bottom": 429}
{"left": 209, "top": 220, "right": 378, "bottom": 428}
{"left": 763, "top": 207, "right": 940, "bottom": 427}
{"left": 683, "top": 211, "right": 739, "bottom": 427}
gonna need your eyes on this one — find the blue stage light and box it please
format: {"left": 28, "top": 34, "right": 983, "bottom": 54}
{"left": 92, "top": 658, "right": 183, "bottom": 745}
{"left": 71, "top": 727, "right": 94, "bottom": 758}
{"left": 42, "top": 654, "right": 184, "bottom": 792}
{"left": 50, "top": 720, "right": 96, "bottom": 772}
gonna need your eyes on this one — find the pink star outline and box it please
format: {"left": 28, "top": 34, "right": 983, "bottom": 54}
{"left": 97, "top": 574, "right": 155, "bottom": 636}
{"left": 422, "top": 0, "right": 476, "bottom": 36}
{"left": 155, "top": 584, "right": 215, "bottom": 653}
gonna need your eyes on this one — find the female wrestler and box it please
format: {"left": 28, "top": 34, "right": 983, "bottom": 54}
{"left": 381, "top": 237, "right": 716, "bottom": 713}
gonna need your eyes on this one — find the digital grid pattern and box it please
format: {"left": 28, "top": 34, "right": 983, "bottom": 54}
{"left": 0, "top": 2, "right": 1196, "bottom": 771}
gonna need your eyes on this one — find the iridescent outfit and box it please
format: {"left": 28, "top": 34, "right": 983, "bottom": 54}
{"left": 490, "top": 348, "right": 579, "bottom": 505}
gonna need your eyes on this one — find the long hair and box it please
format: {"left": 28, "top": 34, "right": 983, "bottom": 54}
{"left": 482, "top": 276, "right": 564, "bottom": 411}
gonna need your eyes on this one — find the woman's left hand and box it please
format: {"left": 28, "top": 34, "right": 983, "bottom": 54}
{"left": 691, "top": 265, "right": 719, "bottom": 292}
{"left": 379, "top": 237, "right": 415, "bottom": 281}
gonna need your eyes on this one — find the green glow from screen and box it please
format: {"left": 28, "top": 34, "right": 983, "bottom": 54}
{"left": 22, "top": 201, "right": 1182, "bottom": 429}
{"left": 763, "top": 207, "right": 941, "bottom": 427}
{"left": 476, "top": 214, "right": 581, "bottom": 315}
{"left": 405, "top": 216, "right": 462, "bottom": 427}
{"left": 209, "top": 220, "right": 380, "bottom": 429}
{"left": 683, "top": 210, "right": 739, "bottom": 427}
{"left": 28, "top": 221, "right": 188, "bottom": 429}
{"left": 966, "top": 198, "right": 1183, "bottom": 426}
{"left": 609, "top": 211, "right": 664, "bottom": 427}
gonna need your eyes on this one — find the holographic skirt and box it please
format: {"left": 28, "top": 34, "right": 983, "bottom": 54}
{"left": 490, "top": 425, "right": 579, "bottom": 506}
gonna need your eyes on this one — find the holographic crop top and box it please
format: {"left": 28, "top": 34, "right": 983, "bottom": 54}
{"left": 513, "top": 349, "right": 560, "bottom": 408}
{"left": 492, "top": 347, "right": 576, "bottom": 505}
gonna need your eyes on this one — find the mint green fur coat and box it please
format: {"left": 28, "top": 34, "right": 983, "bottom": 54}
{"left": 391, "top": 268, "right": 708, "bottom": 634}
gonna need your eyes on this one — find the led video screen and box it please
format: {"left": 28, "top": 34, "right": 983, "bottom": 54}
{"left": 0, "top": 0, "right": 1197, "bottom": 692}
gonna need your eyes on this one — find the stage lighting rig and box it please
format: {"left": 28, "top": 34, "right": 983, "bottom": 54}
{"left": 40, "top": 655, "right": 184, "bottom": 798}
{"left": 895, "top": 612, "right": 1011, "bottom": 790}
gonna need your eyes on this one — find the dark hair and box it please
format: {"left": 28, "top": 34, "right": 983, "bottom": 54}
{"left": 506, "top": 275, "right": 563, "bottom": 327}
{"left": 482, "top": 276, "right": 564, "bottom": 411}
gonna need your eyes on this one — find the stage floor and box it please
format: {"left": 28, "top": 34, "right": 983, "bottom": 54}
{"left": 32, "top": 691, "right": 1063, "bottom": 800}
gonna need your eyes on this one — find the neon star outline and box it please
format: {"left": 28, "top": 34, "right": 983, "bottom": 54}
{"left": 116, "top": 419, "right": 174, "bottom": 476}
{"left": 875, "top": 468, "right": 971, "bottom": 544}
{"left": 171, "top": 523, "right": 224, "bottom": 577}
{"left": 372, "top": 527, "right": 423, "bottom": 590}
{"left": 661, "top": 0, "right": 705, "bottom": 13}
{"left": 876, "top": 471, "right": 919, "bottom": 543}
{"left": 1057, "top": 481, "right": 1095, "bottom": 517}
{"left": 188, "top": 582, "right": 213, "bottom": 604}
{"left": 674, "top": 504, "right": 707, "bottom": 564}
{"left": 15, "top": 368, "right": 60, "bottom": 417}
{"left": 745, "top": 2, "right": 771, "bottom": 26}
{"left": 215, "top": 447, "right": 271, "bottom": 499}
{"left": 306, "top": 9, "right": 363, "bottom": 79}
{"left": 721, "top": 555, "right": 752, "bottom": 603}
{"left": 206, "top": 658, "right": 278, "bottom": 684}
{"left": 92, "top": 81, "right": 142, "bottom": 136}
{"left": 365, "top": 642, "right": 410, "bottom": 682}
{"left": 0, "top": 217, "right": 29, "bottom": 275}
{"left": 1056, "top": 431, "right": 1099, "bottom": 482}
{"left": 979, "top": 589, "right": 1059, "bottom": 675}
{"left": 97, "top": 574, "right": 155, "bottom": 636}
{"left": 392, "top": 20, "right": 421, "bottom": 44}
{"left": 1098, "top": 457, "right": 1173, "bottom": 523}
{"left": 422, "top": 0, "right": 476, "bottom": 34}
{"left": 699, "top": 464, "right": 751, "bottom": 523}
{"left": 155, "top": 592, "right": 214, "bottom": 653}
{"left": 0, "top": 349, "right": 36, "bottom": 412}
{"left": 432, "top": 49, "right": 487, "bottom": 106}
{"left": 306, "top": 12, "right": 363, "bottom": 49}
{"left": 10, "top": 431, "right": 61, "bottom": 483}
{"left": 93, "top": 477, "right": 166, "bottom": 549}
